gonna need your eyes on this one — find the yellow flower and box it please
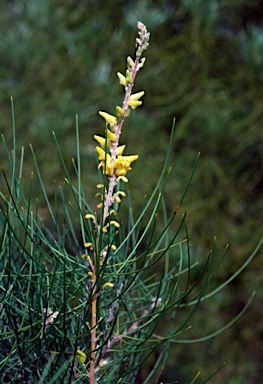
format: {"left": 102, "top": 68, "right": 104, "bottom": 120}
{"left": 106, "top": 129, "right": 116, "bottom": 142}
{"left": 85, "top": 214, "right": 96, "bottom": 221}
{"left": 117, "top": 175, "right": 128, "bottom": 183}
{"left": 77, "top": 350, "right": 87, "bottom": 365}
{"left": 116, "top": 106, "right": 125, "bottom": 117}
{"left": 128, "top": 100, "right": 142, "bottom": 109}
{"left": 117, "top": 72, "right": 128, "bottom": 86}
{"left": 102, "top": 282, "right": 114, "bottom": 289}
{"left": 116, "top": 145, "right": 126, "bottom": 156}
{"left": 88, "top": 271, "right": 94, "bottom": 279}
{"left": 126, "top": 69, "right": 133, "bottom": 83}
{"left": 99, "top": 111, "right": 118, "bottom": 125}
{"left": 98, "top": 159, "right": 114, "bottom": 176}
{"left": 96, "top": 146, "right": 111, "bottom": 162}
{"left": 114, "top": 155, "right": 138, "bottom": 176}
{"left": 116, "top": 191, "right": 126, "bottom": 197}
{"left": 110, "top": 220, "right": 120, "bottom": 228}
{"left": 94, "top": 135, "right": 109, "bottom": 148}
{"left": 127, "top": 56, "right": 135, "bottom": 70}
{"left": 84, "top": 242, "right": 94, "bottom": 249}
{"left": 130, "top": 91, "right": 145, "bottom": 101}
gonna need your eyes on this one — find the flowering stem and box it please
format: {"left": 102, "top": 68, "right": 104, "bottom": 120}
{"left": 102, "top": 43, "right": 143, "bottom": 226}
{"left": 87, "top": 21, "right": 149, "bottom": 383}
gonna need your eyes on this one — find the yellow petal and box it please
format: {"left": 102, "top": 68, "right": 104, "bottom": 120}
{"left": 127, "top": 56, "right": 135, "bottom": 70}
{"left": 103, "top": 282, "right": 114, "bottom": 289}
{"left": 96, "top": 146, "right": 111, "bottom": 162}
{"left": 118, "top": 154, "right": 139, "bottom": 164}
{"left": 85, "top": 214, "right": 96, "bottom": 220}
{"left": 130, "top": 91, "right": 145, "bottom": 101}
{"left": 84, "top": 242, "right": 93, "bottom": 248}
{"left": 126, "top": 69, "right": 133, "bottom": 83}
{"left": 94, "top": 135, "right": 107, "bottom": 148}
{"left": 117, "top": 176, "right": 128, "bottom": 183}
{"left": 128, "top": 100, "right": 142, "bottom": 109}
{"left": 115, "top": 168, "right": 128, "bottom": 176}
{"left": 116, "top": 191, "right": 126, "bottom": 197}
{"left": 117, "top": 72, "right": 128, "bottom": 86}
{"left": 106, "top": 129, "right": 116, "bottom": 142}
{"left": 77, "top": 350, "right": 87, "bottom": 365}
{"left": 99, "top": 111, "right": 117, "bottom": 125}
{"left": 116, "top": 106, "right": 125, "bottom": 117}
{"left": 110, "top": 220, "right": 120, "bottom": 228}
{"left": 116, "top": 145, "right": 126, "bottom": 156}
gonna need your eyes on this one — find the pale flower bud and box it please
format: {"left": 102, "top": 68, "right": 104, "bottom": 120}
{"left": 126, "top": 69, "right": 133, "bottom": 83}
{"left": 116, "top": 106, "right": 125, "bottom": 117}
{"left": 99, "top": 111, "right": 117, "bottom": 125}
{"left": 130, "top": 91, "right": 145, "bottom": 101}
{"left": 77, "top": 350, "right": 87, "bottom": 365}
{"left": 117, "top": 72, "right": 128, "bottom": 86}
{"left": 128, "top": 100, "right": 142, "bottom": 109}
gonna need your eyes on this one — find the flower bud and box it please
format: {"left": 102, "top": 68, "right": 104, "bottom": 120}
{"left": 116, "top": 145, "right": 126, "bottom": 156}
{"left": 94, "top": 135, "right": 108, "bottom": 148}
{"left": 130, "top": 91, "right": 145, "bottom": 101}
{"left": 126, "top": 69, "right": 133, "bottom": 83}
{"left": 106, "top": 129, "right": 116, "bottom": 142}
{"left": 99, "top": 111, "right": 117, "bottom": 125}
{"left": 77, "top": 350, "right": 87, "bottom": 365}
{"left": 128, "top": 100, "right": 142, "bottom": 109}
{"left": 137, "top": 58, "right": 146, "bottom": 70}
{"left": 110, "top": 220, "right": 120, "bottom": 228}
{"left": 116, "top": 106, "right": 125, "bottom": 117}
{"left": 96, "top": 146, "right": 111, "bottom": 162}
{"left": 117, "top": 72, "right": 128, "bottom": 86}
{"left": 102, "top": 282, "right": 114, "bottom": 289}
{"left": 85, "top": 214, "right": 96, "bottom": 221}
{"left": 127, "top": 56, "right": 135, "bottom": 70}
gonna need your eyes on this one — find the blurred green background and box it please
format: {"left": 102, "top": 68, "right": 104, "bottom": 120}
{"left": 0, "top": 0, "right": 262, "bottom": 382}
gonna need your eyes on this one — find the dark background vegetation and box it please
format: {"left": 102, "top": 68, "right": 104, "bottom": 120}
{"left": 0, "top": 0, "right": 262, "bottom": 382}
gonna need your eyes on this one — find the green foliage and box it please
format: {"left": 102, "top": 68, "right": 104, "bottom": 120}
{"left": 1, "top": 103, "right": 260, "bottom": 382}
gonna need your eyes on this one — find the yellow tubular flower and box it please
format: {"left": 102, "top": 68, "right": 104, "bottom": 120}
{"left": 126, "top": 69, "right": 133, "bottom": 83}
{"left": 116, "top": 191, "right": 126, "bottom": 197}
{"left": 128, "top": 100, "right": 142, "bottom": 109}
{"left": 94, "top": 135, "right": 108, "bottom": 148}
{"left": 102, "top": 282, "right": 114, "bottom": 289}
{"left": 99, "top": 111, "right": 118, "bottom": 125}
{"left": 105, "top": 161, "right": 114, "bottom": 175}
{"left": 117, "top": 72, "right": 128, "bottom": 86}
{"left": 110, "top": 220, "right": 120, "bottom": 228}
{"left": 96, "top": 146, "right": 111, "bottom": 162}
{"left": 98, "top": 160, "right": 114, "bottom": 176}
{"left": 114, "top": 155, "right": 138, "bottom": 176}
{"left": 130, "top": 91, "right": 145, "bottom": 101}
{"left": 77, "top": 350, "right": 87, "bottom": 365}
{"left": 106, "top": 129, "right": 116, "bottom": 142}
{"left": 84, "top": 242, "right": 93, "bottom": 249}
{"left": 117, "top": 176, "right": 128, "bottom": 183}
{"left": 88, "top": 271, "right": 94, "bottom": 279}
{"left": 116, "top": 145, "right": 126, "bottom": 156}
{"left": 85, "top": 214, "right": 96, "bottom": 220}
{"left": 127, "top": 56, "right": 135, "bottom": 70}
{"left": 116, "top": 106, "right": 125, "bottom": 117}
